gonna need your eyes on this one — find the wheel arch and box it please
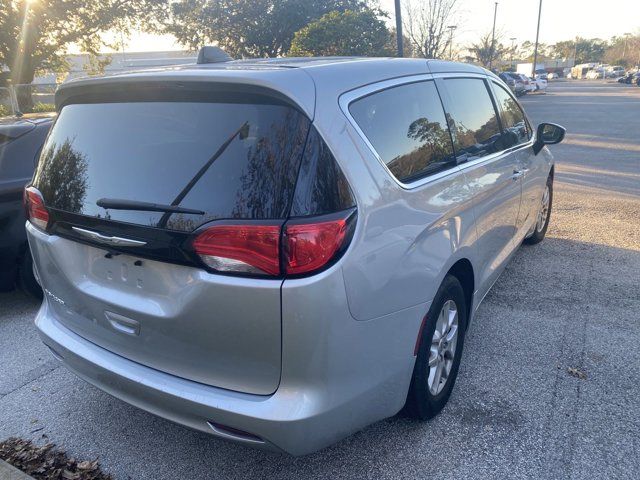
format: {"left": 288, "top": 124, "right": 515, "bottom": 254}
{"left": 446, "top": 258, "right": 475, "bottom": 327}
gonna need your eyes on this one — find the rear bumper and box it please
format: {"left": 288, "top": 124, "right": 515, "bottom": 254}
{"left": 36, "top": 302, "right": 285, "bottom": 451}
{"left": 36, "top": 294, "right": 421, "bottom": 455}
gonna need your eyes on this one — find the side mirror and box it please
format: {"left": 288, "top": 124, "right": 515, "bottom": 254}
{"left": 533, "top": 122, "right": 566, "bottom": 155}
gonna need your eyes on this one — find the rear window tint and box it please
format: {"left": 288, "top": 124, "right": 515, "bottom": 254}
{"left": 34, "top": 100, "right": 310, "bottom": 231}
{"left": 290, "top": 126, "right": 355, "bottom": 217}
{"left": 349, "top": 81, "right": 455, "bottom": 183}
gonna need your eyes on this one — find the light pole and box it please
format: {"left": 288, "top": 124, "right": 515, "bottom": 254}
{"left": 532, "top": 0, "right": 543, "bottom": 77}
{"left": 489, "top": 2, "right": 498, "bottom": 70}
{"left": 510, "top": 37, "right": 517, "bottom": 70}
{"left": 394, "top": 0, "right": 404, "bottom": 57}
{"left": 120, "top": 31, "right": 127, "bottom": 66}
{"left": 447, "top": 25, "right": 457, "bottom": 60}
{"left": 622, "top": 32, "right": 631, "bottom": 62}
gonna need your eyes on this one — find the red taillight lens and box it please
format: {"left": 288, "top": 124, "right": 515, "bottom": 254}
{"left": 192, "top": 224, "right": 281, "bottom": 276}
{"left": 284, "top": 212, "right": 354, "bottom": 276}
{"left": 24, "top": 186, "right": 49, "bottom": 230}
{"left": 192, "top": 211, "right": 355, "bottom": 277}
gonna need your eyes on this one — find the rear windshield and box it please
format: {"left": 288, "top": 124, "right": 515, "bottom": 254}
{"left": 33, "top": 98, "right": 310, "bottom": 231}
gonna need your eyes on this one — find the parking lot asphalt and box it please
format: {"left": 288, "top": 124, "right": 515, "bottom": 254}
{"left": 1, "top": 80, "right": 639, "bottom": 479}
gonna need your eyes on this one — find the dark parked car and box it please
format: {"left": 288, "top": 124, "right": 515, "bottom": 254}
{"left": 618, "top": 72, "right": 640, "bottom": 84}
{"left": 0, "top": 113, "right": 54, "bottom": 297}
{"left": 499, "top": 72, "right": 527, "bottom": 96}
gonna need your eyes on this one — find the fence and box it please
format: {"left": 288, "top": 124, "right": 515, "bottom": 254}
{"left": 0, "top": 83, "right": 58, "bottom": 117}
{"left": 0, "top": 87, "right": 14, "bottom": 117}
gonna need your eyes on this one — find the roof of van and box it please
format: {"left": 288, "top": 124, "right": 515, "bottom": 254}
{"left": 56, "top": 57, "right": 492, "bottom": 119}
{"left": 185, "top": 56, "right": 488, "bottom": 74}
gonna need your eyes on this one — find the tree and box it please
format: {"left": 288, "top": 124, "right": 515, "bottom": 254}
{"left": 37, "top": 139, "right": 89, "bottom": 212}
{"left": 517, "top": 40, "right": 549, "bottom": 61}
{"left": 549, "top": 37, "right": 607, "bottom": 64}
{"left": 289, "top": 9, "right": 392, "bottom": 57}
{"left": 467, "top": 32, "right": 506, "bottom": 68}
{"left": 402, "top": 0, "right": 458, "bottom": 59}
{"left": 166, "top": 0, "right": 366, "bottom": 58}
{"left": 388, "top": 27, "right": 415, "bottom": 57}
{"left": 603, "top": 34, "right": 640, "bottom": 67}
{"left": 0, "top": 0, "right": 165, "bottom": 110}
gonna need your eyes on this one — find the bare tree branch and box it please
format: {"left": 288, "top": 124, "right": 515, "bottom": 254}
{"left": 402, "top": 0, "right": 457, "bottom": 58}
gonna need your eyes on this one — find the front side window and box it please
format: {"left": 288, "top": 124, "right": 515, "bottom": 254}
{"left": 349, "top": 81, "right": 455, "bottom": 184}
{"left": 441, "top": 78, "right": 501, "bottom": 162}
{"left": 492, "top": 82, "right": 531, "bottom": 146}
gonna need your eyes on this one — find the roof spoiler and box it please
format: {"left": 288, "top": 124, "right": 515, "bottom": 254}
{"left": 196, "top": 46, "right": 233, "bottom": 65}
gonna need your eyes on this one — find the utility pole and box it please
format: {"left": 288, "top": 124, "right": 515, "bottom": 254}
{"left": 510, "top": 37, "right": 517, "bottom": 70}
{"left": 489, "top": 2, "right": 498, "bottom": 70}
{"left": 532, "top": 0, "right": 543, "bottom": 77}
{"left": 447, "top": 25, "right": 457, "bottom": 60}
{"left": 623, "top": 32, "right": 631, "bottom": 61}
{"left": 394, "top": 0, "right": 404, "bottom": 57}
{"left": 120, "top": 31, "right": 127, "bottom": 66}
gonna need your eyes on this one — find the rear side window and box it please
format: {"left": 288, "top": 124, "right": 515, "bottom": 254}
{"left": 441, "top": 78, "right": 501, "bottom": 162}
{"left": 34, "top": 98, "right": 310, "bottom": 231}
{"left": 349, "top": 81, "right": 455, "bottom": 183}
{"left": 492, "top": 83, "right": 531, "bottom": 145}
{"left": 290, "top": 126, "right": 355, "bottom": 217}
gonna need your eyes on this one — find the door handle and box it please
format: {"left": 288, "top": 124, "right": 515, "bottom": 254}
{"left": 512, "top": 168, "right": 528, "bottom": 180}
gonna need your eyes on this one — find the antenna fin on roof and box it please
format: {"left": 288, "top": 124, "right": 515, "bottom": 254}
{"left": 197, "top": 46, "right": 232, "bottom": 64}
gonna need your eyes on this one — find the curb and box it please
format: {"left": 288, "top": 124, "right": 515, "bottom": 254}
{"left": 0, "top": 460, "right": 36, "bottom": 480}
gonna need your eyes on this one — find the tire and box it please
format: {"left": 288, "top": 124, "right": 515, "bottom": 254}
{"left": 524, "top": 175, "right": 553, "bottom": 245}
{"left": 405, "top": 275, "right": 467, "bottom": 420}
{"left": 17, "top": 249, "right": 43, "bottom": 300}
{"left": 0, "top": 266, "right": 17, "bottom": 292}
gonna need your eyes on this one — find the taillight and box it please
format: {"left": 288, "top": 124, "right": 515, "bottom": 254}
{"left": 283, "top": 211, "right": 354, "bottom": 276}
{"left": 192, "top": 224, "right": 281, "bottom": 276}
{"left": 24, "top": 186, "right": 49, "bottom": 231}
{"left": 191, "top": 210, "right": 356, "bottom": 278}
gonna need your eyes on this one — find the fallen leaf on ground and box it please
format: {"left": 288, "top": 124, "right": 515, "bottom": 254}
{"left": 0, "top": 437, "right": 112, "bottom": 480}
{"left": 567, "top": 367, "right": 587, "bottom": 380}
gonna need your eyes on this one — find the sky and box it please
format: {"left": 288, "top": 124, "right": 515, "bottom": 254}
{"left": 117, "top": 0, "right": 640, "bottom": 53}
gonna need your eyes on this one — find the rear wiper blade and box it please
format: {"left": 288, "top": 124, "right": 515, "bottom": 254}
{"left": 97, "top": 198, "right": 205, "bottom": 215}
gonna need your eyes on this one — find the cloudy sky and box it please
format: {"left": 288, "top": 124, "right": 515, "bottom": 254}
{"left": 118, "top": 0, "right": 639, "bottom": 53}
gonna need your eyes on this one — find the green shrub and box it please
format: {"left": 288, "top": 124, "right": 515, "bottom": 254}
{"left": 289, "top": 9, "right": 393, "bottom": 57}
{"left": 32, "top": 102, "right": 55, "bottom": 113}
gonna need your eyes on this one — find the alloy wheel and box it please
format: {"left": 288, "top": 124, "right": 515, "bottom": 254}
{"left": 428, "top": 300, "right": 459, "bottom": 396}
{"left": 536, "top": 185, "right": 550, "bottom": 233}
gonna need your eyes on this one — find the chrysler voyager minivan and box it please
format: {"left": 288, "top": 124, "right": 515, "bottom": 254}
{"left": 25, "top": 56, "right": 565, "bottom": 455}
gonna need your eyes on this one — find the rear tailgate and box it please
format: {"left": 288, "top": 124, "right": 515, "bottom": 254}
{"left": 29, "top": 80, "right": 312, "bottom": 395}
{"left": 29, "top": 228, "right": 282, "bottom": 395}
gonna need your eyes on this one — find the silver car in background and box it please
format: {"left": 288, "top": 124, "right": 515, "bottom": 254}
{"left": 25, "top": 57, "right": 565, "bottom": 455}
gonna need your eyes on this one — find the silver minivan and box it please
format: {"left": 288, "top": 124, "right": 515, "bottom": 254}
{"left": 25, "top": 57, "right": 565, "bottom": 455}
